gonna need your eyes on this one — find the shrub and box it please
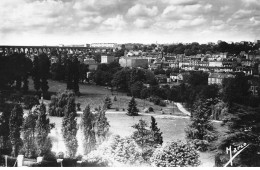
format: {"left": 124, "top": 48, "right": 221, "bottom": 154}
{"left": 76, "top": 103, "right": 81, "bottom": 111}
{"left": 159, "top": 100, "right": 166, "bottom": 107}
{"left": 149, "top": 96, "right": 161, "bottom": 105}
{"left": 104, "top": 96, "right": 112, "bottom": 109}
{"left": 56, "top": 152, "right": 64, "bottom": 159}
{"left": 148, "top": 107, "right": 154, "bottom": 112}
{"left": 143, "top": 108, "right": 149, "bottom": 113}
{"left": 0, "top": 156, "right": 17, "bottom": 167}
{"left": 30, "top": 160, "right": 59, "bottom": 167}
{"left": 115, "top": 107, "right": 119, "bottom": 111}
{"left": 23, "top": 95, "right": 39, "bottom": 109}
{"left": 151, "top": 140, "right": 200, "bottom": 167}
{"left": 84, "top": 135, "right": 144, "bottom": 166}
{"left": 48, "top": 91, "right": 75, "bottom": 117}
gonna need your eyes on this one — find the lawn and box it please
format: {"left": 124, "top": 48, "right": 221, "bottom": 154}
{"left": 28, "top": 78, "right": 185, "bottom": 115}
{"left": 28, "top": 78, "right": 219, "bottom": 167}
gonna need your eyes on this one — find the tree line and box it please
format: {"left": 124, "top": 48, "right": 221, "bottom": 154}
{"left": 163, "top": 41, "right": 260, "bottom": 56}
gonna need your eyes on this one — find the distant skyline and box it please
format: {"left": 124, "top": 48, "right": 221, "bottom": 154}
{"left": 0, "top": 0, "right": 260, "bottom": 45}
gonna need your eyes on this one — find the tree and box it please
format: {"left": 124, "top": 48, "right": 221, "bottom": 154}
{"left": 80, "top": 105, "right": 96, "bottom": 155}
{"left": 62, "top": 97, "right": 78, "bottom": 157}
{"left": 215, "top": 104, "right": 260, "bottom": 167}
{"left": 132, "top": 118, "right": 163, "bottom": 162}
{"left": 95, "top": 107, "right": 110, "bottom": 145}
{"left": 32, "top": 55, "right": 41, "bottom": 92}
{"left": 185, "top": 99, "right": 217, "bottom": 151}
{"left": 150, "top": 116, "right": 163, "bottom": 145}
{"left": 132, "top": 119, "right": 150, "bottom": 148}
{"left": 131, "top": 119, "right": 153, "bottom": 161}
{"left": 21, "top": 110, "right": 38, "bottom": 158}
{"left": 72, "top": 55, "right": 80, "bottom": 93}
{"left": 222, "top": 73, "right": 251, "bottom": 106}
{"left": 38, "top": 53, "right": 50, "bottom": 96}
{"left": 9, "top": 104, "right": 23, "bottom": 156}
{"left": 104, "top": 96, "right": 112, "bottom": 109}
{"left": 35, "top": 103, "right": 54, "bottom": 157}
{"left": 127, "top": 97, "right": 138, "bottom": 116}
{"left": 23, "top": 95, "right": 39, "bottom": 110}
{"left": 66, "top": 57, "right": 74, "bottom": 90}
{"left": 48, "top": 90, "right": 75, "bottom": 117}
{"left": 130, "top": 81, "right": 143, "bottom": 98}
{"left": 79, "top": 63, "right": 89, "bottom": 83}
{"left": 32, "top": 53, "right": 50, "bottom": 95}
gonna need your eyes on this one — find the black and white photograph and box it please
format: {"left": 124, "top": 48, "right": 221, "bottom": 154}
{"left": 0, "top": 0, "right": 260, "bottom": 167}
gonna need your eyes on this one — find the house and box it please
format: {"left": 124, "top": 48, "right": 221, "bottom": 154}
{"left": 155, "top": 74, "right": 167, "bottom": 83}
{"left": 84, "top": 58, "right": 96, "bottom": 65}
{"left": 119, "top": 57, "right": 148, "bottom": 68}
{"left": 208, "top": 73, "right": 235, "bottom": 85}
{"left": 248, "top": 78, "right": 260, "bottom": 96}
{"left": 170, "top": 73, "right": 178, "bottom": 82}
{"left": 101, "top": 55, "right": 115, "bottom": 64}
{"left": 176, "top": 72, "right": 190, "bottom": 83}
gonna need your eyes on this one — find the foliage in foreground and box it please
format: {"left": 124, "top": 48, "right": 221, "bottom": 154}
{"left": 131, "top": 118, "right": 163, "bottom": 162}
{"left": 62, "top": 96, "right": 78, "bottom": 157}
{"left": 35, "top": 103, "right": 54, "bottom": 157}
{"left": 185, "top": 99, "right": 217, "bottom": 151}
{"left": 83, "top": 135, "right": 144, "bottom": 166}
{"left": 9, "top": 104, "right": 24, "bottom": 157}
{"left": 151, "top": 140, "right": 200, "bottom": 167}
{"left": 48, "top": 90, "right": 75, "bottom": 117}
{"left": 80, "top": 105, "right": 96, "bottom": 155}
{"left": 215, "top": 104, "right": 260, "bottom": 167}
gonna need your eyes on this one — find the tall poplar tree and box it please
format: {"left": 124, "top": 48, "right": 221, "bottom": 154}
{"left": 150, "top": 116, "right": 163, "bottom": 145}
{"left": 80, "top": 105, "right": 96, "bottom": 154}
{"left": 62, "top": 97, "right": 78, "bottom": 157}
{"left": 32, "top": 55, "right": 41, "bottom": 92}
{"left": 35, "top": 103, "right": 54, "bottom": 156}
{"left": 9, "top": 104, "right": 23, "bottom": 157}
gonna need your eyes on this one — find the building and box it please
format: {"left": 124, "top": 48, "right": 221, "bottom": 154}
{"left": 119, "top": 57, "right": 148, "bottom": 68}
{"left": 84, "top": 58, "right": 96, "bottom": 65}
{"left": 208, "top": 73, "right": 235, "bottom": 85}
{"left": 101, "top": 55, "right": 115, "bottom": 64}
{"left": 248, "top": 78, "right": 260, "bottom": 96}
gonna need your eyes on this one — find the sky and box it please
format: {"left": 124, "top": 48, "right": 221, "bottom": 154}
{"left": 0, "top": 0, "right": 260, "bottom": 45}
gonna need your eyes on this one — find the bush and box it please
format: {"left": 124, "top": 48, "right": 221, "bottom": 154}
{"left": 149, "top": 96, "right": 161, "bottom": 105}
{"left": 0, "top": 156, "right": 17, "bottom": 167}
{"left": 23, "top": 95, "right": 39, "bottom": 109}
{"left": 48, "top": 91, "right": 75, "bottom": 117}
{"left": 56, "top": 152, "right": 64, "bottom": 159}
{"left": 115, "top": 107, "right": 119, "bottom": 111}
{"left": 76, "top": 103, "right": 81, "bottom": 111}
{"left": 43, "top": 151, "right": 57, "bottom": 162}
{"left": 159, "top": 100, "right": 166, "bottom": 107}
{"left": 191, "top": 139, "right": 209, "bottom": 152}
{"left": 30, "top": 160, "right": 59, "bottom": 167}
{"left": 148, "top": 107, "right": 154, "bottom": 112}
{"left": 151, "top": 140, "right": 200, "bottom": 167}
{"left": 84, "top": 135, "right": 144, "bottom": 166}
{"left": 143, "top": 108, "right": 149, "bottom": 113}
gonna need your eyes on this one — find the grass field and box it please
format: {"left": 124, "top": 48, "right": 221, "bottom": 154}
{"left": 28, "top": 78, "right": 222, "bottom": 167}
{"left": 28, "top": 78, "right": 185, "bottom": 115}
